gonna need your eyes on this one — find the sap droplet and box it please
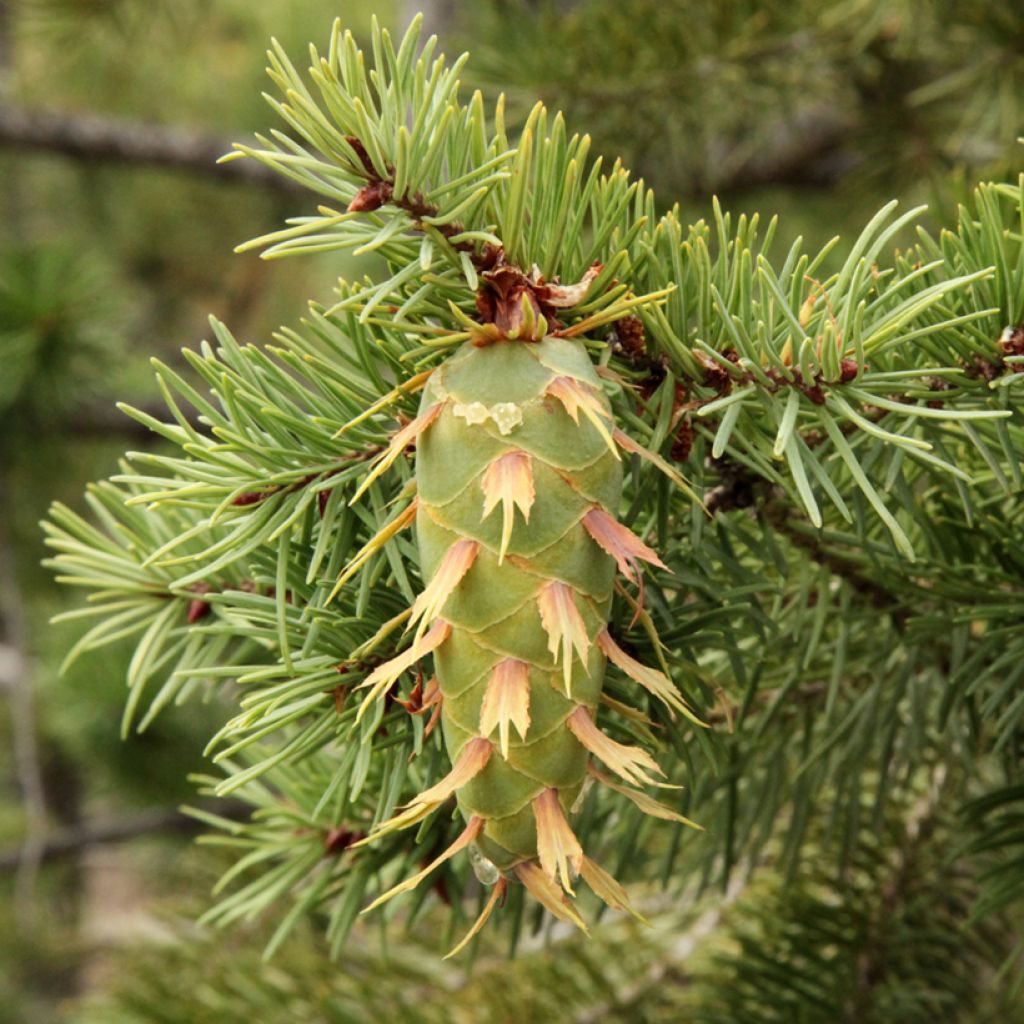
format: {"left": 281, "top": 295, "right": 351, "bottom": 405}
{"left": 468, "top": 843, "right": 501, "bottom": 886}
{"left": 453, "top": 401, "right": 490, "bottom": 426}
{"left": 489, "top": 402, "right": 523, "bottom": 436}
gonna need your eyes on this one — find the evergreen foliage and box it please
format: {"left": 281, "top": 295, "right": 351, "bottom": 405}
{"left": 38, "top": 9, "right": 1024, "bottom": 1012}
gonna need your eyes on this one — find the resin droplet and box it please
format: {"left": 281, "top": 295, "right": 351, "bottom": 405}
{"left": 468, "top": 843, "right": 502, "bottom": 886}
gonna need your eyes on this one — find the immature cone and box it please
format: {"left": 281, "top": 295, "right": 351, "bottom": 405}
{"left": 357, "top": 330, "right": 695, "bottom": 938}
{"left": 417, "top": 336, "right": 622, "bottom": 871}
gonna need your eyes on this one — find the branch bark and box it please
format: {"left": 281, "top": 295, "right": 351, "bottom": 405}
{"left": 0, "top": 801, "right": 250, "bottom": 871}
{"left": 0, "top": 99, "right": 861, "bottom": 202}
{"left": 0, "top": 105, "right": 302, "bottom": 193}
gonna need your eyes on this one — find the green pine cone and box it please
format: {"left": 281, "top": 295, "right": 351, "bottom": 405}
{"left": 416, "top": 336, "right": 621, "bottom": 871}
{"left": 356, "top": 326, "right": 697, "bottom": 939}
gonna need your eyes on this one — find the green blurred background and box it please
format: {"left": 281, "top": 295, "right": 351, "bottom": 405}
{"left": 0, "top": 1, "right": 1020, "bottom": 1020}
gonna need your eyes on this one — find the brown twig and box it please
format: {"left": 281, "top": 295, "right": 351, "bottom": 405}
{"left": 0, "top": 105, "right": 303, "bottom": 193}
{"left": 0, "top": 801, "right": 250, "bottom": 871}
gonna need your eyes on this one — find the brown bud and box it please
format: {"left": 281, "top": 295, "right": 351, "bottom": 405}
{"left": 615, "top": 315, "right": 647, "bottom": 358}
{"left": 232, "top": 491, "right": 269, "bottom": 506}
{"left": 476, "top": 243, "right": 504, "bottom": 272}
{"left": 477, "top": 265, "right": 545, "bottom": 341}
{"left": 699, "top": 353, "right": 733, "bottom": 393}
{"left": 998, "top": 325, "right": 1024, "bottom": 357}
{"left": 324, "top": 826, "right": 365, "bottom": 856}
{"left": 186, "top": 582, "right": 214, "bottom": 624}
{"left": 347, "top": 180, "right": 393, "bottom": 213}
{"left": 838, "top": 358, "right": 859, "bottom": 383}
{"left": 801, "top": 382, "right": 827, "bottom": 406}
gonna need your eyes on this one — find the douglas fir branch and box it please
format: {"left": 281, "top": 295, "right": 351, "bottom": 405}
{"left": 42, "top": 8, "right": 1023, "bottom": 965}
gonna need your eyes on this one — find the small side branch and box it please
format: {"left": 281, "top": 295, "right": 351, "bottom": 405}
{"left": 0, "top": 105, "right": 302, "bottom": 192}
{"left": 0, "top": 801, "right": 250, "bottom": 871}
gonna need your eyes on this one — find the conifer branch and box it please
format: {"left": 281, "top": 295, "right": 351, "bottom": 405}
{"left": 38, "top": 15, "right": 1024, "bottom": 964}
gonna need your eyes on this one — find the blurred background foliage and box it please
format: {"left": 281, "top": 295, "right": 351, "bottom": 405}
{"left": 1, "top": 1, "right": 1022, "bottom": 1021}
